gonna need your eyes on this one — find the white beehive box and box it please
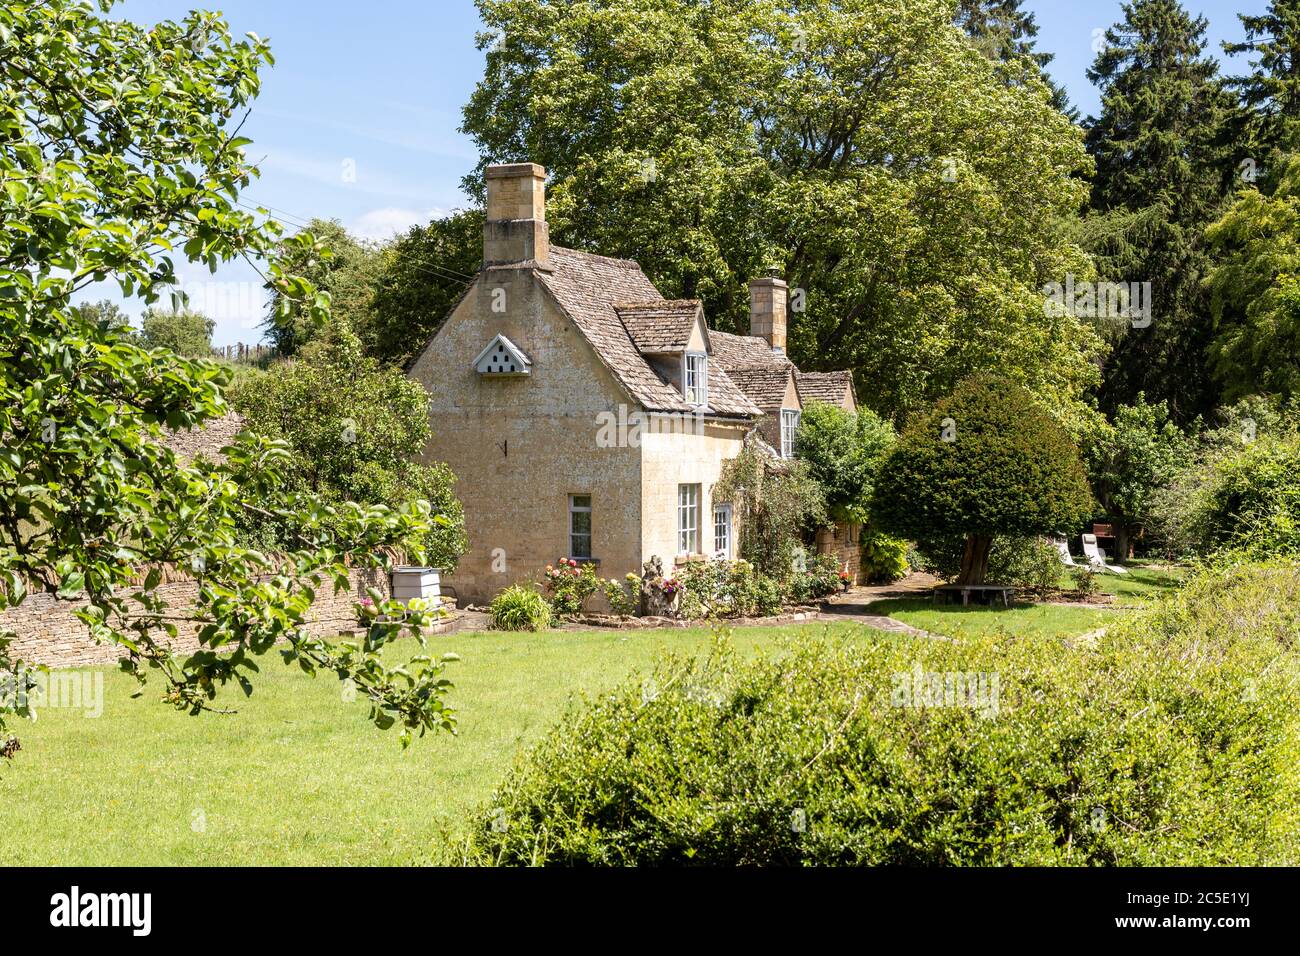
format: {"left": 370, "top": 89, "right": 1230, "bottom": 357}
{"left": 391, "top": 567, "right": 441, "bottom": 604}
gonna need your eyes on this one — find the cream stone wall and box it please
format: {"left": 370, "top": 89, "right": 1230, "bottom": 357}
{"left": 639, "top": 420, "right": 748, "bottom": 571}
{"left": 409, "top": 270, "right": 643, "bottom": 604}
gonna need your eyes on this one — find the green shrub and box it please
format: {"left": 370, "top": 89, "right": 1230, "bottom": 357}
{"left": 601, "top": 574, "right": 641, "bottom": 617}
{"left": 464, "top": 562, "right": 1300, "bottom": 865}
{"left": 541, "top": 558, "right": 601, "bottom": 617}
{"left": 871, "top": 375, "right": 1094, "bottom": 584}
{"left": 860, "top": 528, "right": 910, "bottom": 584}
{"left": 678, "top": 558, "right": 786, "bottom": 619}
{"left": 488, "top": 585, "right": 552, "bottom": 632}
{"left": 1069, "top": 565, "right": 1101, "bottom": 598}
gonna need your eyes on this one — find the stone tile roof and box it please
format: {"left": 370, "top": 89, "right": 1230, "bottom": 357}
{"left": 538, "top": 247, "right": 759, "bottom": 418}
{"left": 725, "top": 365, "right": 796, "bottom": 410}
{"left": 614, "top": 300, "right": 701, "bottom": 352}
{"left": 796, "top": 370, "right": 856, "bottom": 407}
{"left": 709, "top": 330, "right": 791, "bottom": 369}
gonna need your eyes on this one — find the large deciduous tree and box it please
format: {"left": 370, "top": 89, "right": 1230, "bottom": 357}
{"left": 1203, "top": 154, "right": 1300, "bottom": 402}
{"left": 1, "top": 0, "right": 458, "bottom": 759}
{"left": 1084, "top": 0, "right": 1232, "bottom": 423}
{"left": 954, "top": 0, "right": 1075, "bottom": 117}
{"left": 462, "top": 0, "right": 1102, "bottom": 424}
{"left": 871, "top": 376, "right": 1095, "bottom": 585}
{"left": 139, "top": 307, "right": 215, "bottom": 357}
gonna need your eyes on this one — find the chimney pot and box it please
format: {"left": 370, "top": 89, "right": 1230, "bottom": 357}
{"left": 749, "top": 276, "right": 788, "bottom": 353}
{"left": 483, "top": 162, "right": 549, "bottom": 269}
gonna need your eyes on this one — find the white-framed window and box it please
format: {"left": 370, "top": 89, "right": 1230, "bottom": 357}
{"left": 569, "top": 494, "right": 592, "bottom": 559}
{"left": 677, "top": 484, "right": 701, "bottom": 554}
{"left": 713, "top": 503, "right": 733, "bottom": 558}
{"left": 781, "top": 408, "right": 801, "bottom": 459}
{"left": 683, "top": 352, "right": 708, "bottom": 406}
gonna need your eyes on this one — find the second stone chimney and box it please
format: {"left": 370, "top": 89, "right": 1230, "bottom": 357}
{"left": 484, "top": 162, "right": 550, "bottom": 270}
{"left": 749, "top": 276, "right": 788, "bottom": 353}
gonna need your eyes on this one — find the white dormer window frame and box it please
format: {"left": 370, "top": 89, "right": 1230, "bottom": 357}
{"left": 473, "top": 334, "right": 532, "bottom": 377}
{"left": 683, "top": 351, "right": 708, "bottom": 407}
{"left": 780, "top": 408, "right": 801, "bottom": 459}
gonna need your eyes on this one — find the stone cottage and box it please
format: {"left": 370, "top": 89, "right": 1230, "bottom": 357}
{"left": 408, "top": 163, "right": 857, "bottom": 603}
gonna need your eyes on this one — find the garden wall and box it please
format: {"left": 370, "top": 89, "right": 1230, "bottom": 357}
{"left": 815, "top": 521, "right": 862, "bottom": 583}
{"left": 1, "top": 566, "right": 390, "bottom": 668}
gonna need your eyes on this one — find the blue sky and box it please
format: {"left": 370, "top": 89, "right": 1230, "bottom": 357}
{"left": 82, "top": 0, "right": 1270, "bottom": 344}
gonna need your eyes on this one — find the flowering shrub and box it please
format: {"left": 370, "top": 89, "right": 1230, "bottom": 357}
{"left": 542, "top": 558, "right": 601, "bottom": 617}
{"left": 601, "top": 573, "right": 641, "bottom": 617}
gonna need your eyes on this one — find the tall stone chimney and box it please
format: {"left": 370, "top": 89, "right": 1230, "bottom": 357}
{"left": 749, "top": 276, "right": 788, "bottom": 353}
{"left": 483, "top": 162, "right": 550, "bottom": 270}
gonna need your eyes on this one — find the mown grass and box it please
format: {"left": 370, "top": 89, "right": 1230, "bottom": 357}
{"left": 0, "top": 591, "right": 1147, "bottom": 865}
{"left": 1, "top": 623, "right": 890, "bottom": 865}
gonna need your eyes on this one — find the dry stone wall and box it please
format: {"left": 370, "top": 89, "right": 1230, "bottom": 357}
{"left": 1, "top": 566, "right": 390, "bottom": 668}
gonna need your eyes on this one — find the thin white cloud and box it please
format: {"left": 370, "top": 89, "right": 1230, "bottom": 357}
{"left": 349, "top": 206, "right": 444, "bottom": 242}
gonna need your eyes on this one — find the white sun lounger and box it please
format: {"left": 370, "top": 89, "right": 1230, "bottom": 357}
{"left": 1081, "top": 534, "right": 1127, "bottom": 574}
{"left": 1053, "top": 537, "right": 1076, "bottom": 567}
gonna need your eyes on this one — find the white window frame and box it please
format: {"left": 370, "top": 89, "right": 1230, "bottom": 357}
{"left": 713, "top": 503, "right": 733, "bottom": 558}
{"left": 677, "top": 484, "right": 701, "bottom": 555}
{"left": 683, "top": 352, "right": 708, "bottom": 407}
{"left": 780, "top": 408, "right": 801, "bottom": 459}
{"left": 569, "top": 494, "right": 592, "bottom": 559}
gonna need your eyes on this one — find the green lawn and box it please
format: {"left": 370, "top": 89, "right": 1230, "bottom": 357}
{"left": 0, "top": 596, "right": 1146, "bottom": 865}
{"left": 1081, "top": 559, "right": 1187, "bottom": 602}
{"left": 872, "top": 562, "right": 1185, "bottom": 640}
{"left": 0, "top": 623, "right": 891, "bottom": 865}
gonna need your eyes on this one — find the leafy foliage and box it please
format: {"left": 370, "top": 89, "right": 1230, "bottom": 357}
{"left": 489, "top": 584, "right": 552, "bottom": 631}
{"left": 1079, "top": 394, "right": 1190, "bottom": 558}
{"left": 541, "top": 558, "right": 601, "bottom": 617}
{"left": 262, "top": 219, "right": 385, "bottom": 357}
{"left": 1203, "top": 154, "right": 1300, "bottom": 402}
{"left": 794, "top": 400, "right": 895, "bottom": 523}
{"left": 139, "top": 307, "right": 215, "bottom": 358}
{"left": 463, "top": 0, "right": 1102, "bottom": 423}
{"left": 871, "top": 376, "right": 1094, "bottom": 583}
{"left": 232, "top": 325, "right": 467, "bottom": 567}
{"left": 715, "top": 439, "right": 827, "bottom": 579}
{"left": 0, "top": 0, "right": 457, "bottom": 754}
{"left": 1224, "top": 0, "right": 1300, "bottom": 163}
{"left": 859, "top": 528, "right": 910, "bottom": 584}
{"left": 365, "top": 210, "right": 482, "bottom": 366}
{"left": 1149, "top": 398, "right": 1300, "bottom": 558}
{"left": 466, "top": 561, "right": 1300, "bottom": 865}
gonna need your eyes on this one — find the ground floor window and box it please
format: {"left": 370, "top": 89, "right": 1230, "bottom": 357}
{"left": 569, "top": 494, "right": 592, "bottom": 559}
{"left": 713, "top": 503, "right": 733, "bottom": 558}
{"left": 678, "top": 483, "right": 700, "bottom": 555}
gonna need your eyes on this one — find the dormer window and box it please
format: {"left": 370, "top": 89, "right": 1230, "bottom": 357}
{"left": 781, "top": 408, "right": 801, "bottom": 458}
{"left": 684, "top": 352, "right": 708, "bottom": 406}
{"left": 473, "top": 334, "right": 531, "bottom": 377}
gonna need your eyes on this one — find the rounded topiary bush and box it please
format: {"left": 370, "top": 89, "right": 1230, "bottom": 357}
{"left": 463, "top": 562, "right": 1300, "bottom": 865}
{"left": 871, "top": 375, "right": 1094, "bottom": 584}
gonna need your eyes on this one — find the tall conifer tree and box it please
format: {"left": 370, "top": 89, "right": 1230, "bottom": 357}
{"left": 1224, "top": 0, "right": 1300, "bottom": 164}
{"left": 1084, "top": 0, "right": 1231, "bottom": 422}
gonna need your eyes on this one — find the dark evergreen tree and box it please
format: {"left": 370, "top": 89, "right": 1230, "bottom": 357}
{"left": 955, "top": 0, "right": 1076, "bottom": 119}
{"left": 1224, "top": 1, "right": 1300, "bottom": 167}
{"left": 1084, "top": 0, "right": 1231, "bottom": 423}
